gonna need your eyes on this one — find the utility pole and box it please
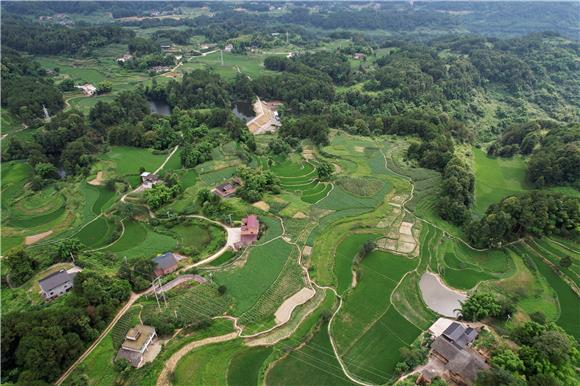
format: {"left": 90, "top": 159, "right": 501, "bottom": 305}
{"left": 69, "top": 251, "right": 75, "bottom": 264}
{"left": 153, "top": 279, "right": 161, "bottom": 312}
{"left": 286, "top": 31, "right": 289, "bottom": 44}
{"left": 160, "top": 278, "right": 168, "bottom": 309}
{"left": 220, "top": 49, "right": 224, "bottom": 66}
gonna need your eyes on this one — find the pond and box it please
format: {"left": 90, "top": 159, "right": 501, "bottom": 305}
{"left": 148, "top": 100, "right": 171, "bottom": 116}
{"left": 419, "top": 272, "right": 467, "bottom": 318}
{"left": 232, "top": 101, "right": 255, "bottom": 122}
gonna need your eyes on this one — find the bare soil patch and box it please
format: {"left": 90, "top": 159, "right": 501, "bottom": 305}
{"left": 302, "top": 149, "right": 315, "bottom": 160}
{"left": 274, "top": 287, "right": 316, "bottom": 325}
{"left": 292, "top": 211, "right": 307, "bottom": 219}
{"left": 25, "top": 230, "right": 53, "bottom": 245}
{"left": 354, "top": 146, "right": 365, "bottom": 153}
{"left": 88, "top": 171, "right": 104, "bottom": 186}
{"left": 252, "top": 201, "right": 270, "bottom": 211}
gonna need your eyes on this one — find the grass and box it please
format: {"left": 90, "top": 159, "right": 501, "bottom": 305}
{"left": 100, "top": 146, "right": 169, "bottom": 177}
{"left": 169, "top": 220, "right": 225, "bottom": 254}
{"left": 473, "top": 147, "right": 528, "bottom": 215}
{"left": 208, "top": 250, "right": 238, "bottom": 267}
{"left": 214, "top": 238, "right": 293, "bottom": 315}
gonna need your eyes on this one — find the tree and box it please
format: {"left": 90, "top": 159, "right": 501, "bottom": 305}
{"left": 145, "top": 183, "right": 178, "bottom": 209}
{"left": 4, "top": 248, "right": 37, "bottom": 286}
{"left": 218, "top": 285, "right": 227, "bottom": 295}
{"left": 476, "top": 367, "right": 527, "bottom": 386}
{"left": 559, "top": 256, "right": 572, "bottom": 268}
{"left": 118, "top": 259, "right": 155, "bottom": 291}
{"left": 491, "top": 349, "right": 525, "bottom": 373}
{"left": 459, "top": 292, "right": 501, "bottom": 321}
{"left": 317, "top": 161, "right": 334, "bottom": 181}
{"left": 59, "top": 79, "right": 76, "bottom": 92}
{"left": 34, "top": 162, "right": 59, "bottom": 180}
{"left": 356, "top": 240, "right": 376, "bottom": 263}
{"left": 53, "top": 239, "right": 84, "bottom": 262}
{"left": 237, "top": 166, "right": 280, "bottom": 203}
{"left": 96, "top": 81, "right": 112, "bottom": 95}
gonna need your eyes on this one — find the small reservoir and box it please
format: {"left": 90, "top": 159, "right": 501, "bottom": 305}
{"left": 232, "top": 101, "right": 255, "bottom": 122}
{"left": 148, "top": 100, "right": 171, "bottom": 116}
{"left": 419, "top": 271, "right": 467, "bottom": 318}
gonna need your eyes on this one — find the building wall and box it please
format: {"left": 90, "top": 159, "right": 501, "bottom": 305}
{"left": 43, "top": 282, "right": 72, "bottom": 299}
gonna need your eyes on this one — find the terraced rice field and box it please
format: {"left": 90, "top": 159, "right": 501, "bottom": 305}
{"left": 521, "top": 243, "right": 580, "bottom": 339}
{"left": 270, "top": 160, "right": 331, "bottom": 204}
{"left": 436, "top": 238, "right": 514, "bottom": 290}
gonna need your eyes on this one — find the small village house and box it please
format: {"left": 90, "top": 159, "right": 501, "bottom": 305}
{"left": 224, "top": 44, "right": 233, "bottom": 52}
{"left": 140, "top": 172, "right": 160, "bottom": 189}
{"left": 116, "top": 54, "right": 133, "bottom": 63}
{"left": 152, "top": 252, "right": 179, "bottom": 277}
{"left": 38, "top": 269, "right": 75, "bottom": 300}
{"left": 116, "top": 324, "right": 157, "bottom": 368}
{"left": 240, "top": 215, "right": 260, "bottom": 246}
{"left": 353, "top": 52, "right": 366, "bottom": 60}
{"left": 75, "top": 83, "right": 97, "bottom": 96}
{"left": 212, "top": 178, "right": 241, "bottom": 198}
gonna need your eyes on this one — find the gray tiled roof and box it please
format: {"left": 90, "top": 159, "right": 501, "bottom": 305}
{"left": 153, "top": 252, "right": 178, "bottom": 270}
{"left": 447, "top": 350, "right": 490, "bottom": 383}
{"left": 432, "top": 336, "right": 461, "bottom": 362}
{"left": 38, "top": 270, "right": 73, "bottom": 292}
{"left": 443, "top": 322, "right": 479, "bottom": 349}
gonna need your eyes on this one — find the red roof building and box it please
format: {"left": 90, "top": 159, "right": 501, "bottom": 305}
{"left": 240, "top": 215, "right": 259, "bottom": 246}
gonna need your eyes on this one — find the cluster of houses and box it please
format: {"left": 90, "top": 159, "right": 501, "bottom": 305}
{"left": 36, "top": 172, "right": 262, "bottom": 368}
{"left": 418, "top": 318, "right": 490, "bottom": 385}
